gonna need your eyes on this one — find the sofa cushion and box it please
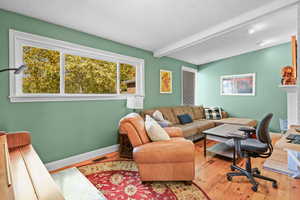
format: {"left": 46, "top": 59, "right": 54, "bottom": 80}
{"left": 193, "top": 120, "right": 216, "bottom": 132}
{"left": 158, "top": 107, "right": 177, "bottom": 124}
{"left": 174, "top": 122, "right": 199, "bottom": 138}
{"left": 172, "top": 106, "right": 185, "bottom": 124}
{"left": 182, "top": 106, "right": 195, "bottom": 119}
{"left": 221, "top": 111, "right": 229, "bottom": 118}
{"left": 191, "top": 106, "right": 204, "bottom": 120}
{"left": 140, "top": 109, "right": 156, "bottom": 119}
{"left": 174, "top": 120, "right": 215, "bottom": 138}
{"left": 210, "top": 117, "right": 257, "bottom": 127}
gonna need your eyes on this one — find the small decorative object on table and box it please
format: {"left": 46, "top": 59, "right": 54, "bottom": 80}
{"left": 281, "top": 66, "right": 296, "bottom": 85}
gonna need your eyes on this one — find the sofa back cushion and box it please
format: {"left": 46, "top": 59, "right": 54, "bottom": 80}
{"left": 172, "top": 106, "right": 185, "bottom": 124}
{"left": 139, "top": 109, "right": 156, "bottom": 119}
{"left": 191, "top": 106, "right": 205, "bottom": 120}
{"left": 182, "top": 106, "right": 195, "bottom": 119}
{"left": 158, "top": 107, "right": 178, "bottom": 124}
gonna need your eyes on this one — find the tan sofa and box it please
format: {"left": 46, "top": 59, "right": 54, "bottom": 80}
{"left": 140, "top": 106, "right": 257, "bottom": 141}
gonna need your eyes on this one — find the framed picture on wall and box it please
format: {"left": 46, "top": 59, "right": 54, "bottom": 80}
{"left": 220, "top": 73, "right": 255, "bottom": 96}
{"left": 160, "top": 70, "right": 172, "bottom": 93}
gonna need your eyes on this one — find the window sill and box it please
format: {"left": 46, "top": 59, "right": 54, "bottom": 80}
{"left": 9, "top": 94, "right": 141, "bottom": 103}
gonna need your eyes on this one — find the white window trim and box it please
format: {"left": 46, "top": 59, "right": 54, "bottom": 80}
{"left": 181, "top": 66, "right": 198, "bottom": 105}
{"left": 9, "top": 30, "right": 145, "bottom": 102}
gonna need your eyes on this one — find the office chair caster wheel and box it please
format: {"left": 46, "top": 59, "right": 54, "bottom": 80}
{"left": 253, "top": 168, "right": 260, "bottom": 174}
{"left": 251, "top": 185, "right": 258, "bottom": 192}
{"left": 227, "top": 175, "right": 232, "bottom": 181}
{"left": 230, "top": 165, "right": 235, "bottom": 171}
{"left": 272, "top": 182, "right": 278, "bottom": 188}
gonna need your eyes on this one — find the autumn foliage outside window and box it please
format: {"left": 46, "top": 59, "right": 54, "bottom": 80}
{"left": 23, "top": 46, "right": 60, "bottom": 93}
{"left": 22, "top": 46, "right": 136, "bottom": 94}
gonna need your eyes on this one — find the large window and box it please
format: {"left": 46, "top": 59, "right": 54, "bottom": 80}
{"left": 9, "top": 30, "right": 144, "bottom": 102}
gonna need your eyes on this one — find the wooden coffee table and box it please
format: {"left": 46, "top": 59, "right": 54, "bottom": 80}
{"left": 203, "top": 124, "right": 249, "bottom": 164}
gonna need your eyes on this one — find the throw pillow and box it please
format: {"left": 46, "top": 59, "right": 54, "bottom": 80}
{"left": 145, "top": 115, "right": 170, "bottom": 142}
{"left": 157, "top": 120, "right": 172, "bottom": 128}
{"left": 204, "top": 107, "right": 222, "bottom": 120}
{"left": 177, "top": 114, "right": 193, "bottom": 124}
{"left": 152, "top": 110, "right": 164, "bottom": 121}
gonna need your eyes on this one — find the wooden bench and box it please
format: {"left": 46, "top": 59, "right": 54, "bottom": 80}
{"left": 0, "top": 132, "right": 64, "bottom": 200}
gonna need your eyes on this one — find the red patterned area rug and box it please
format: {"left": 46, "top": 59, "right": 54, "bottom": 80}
{"left": 78, "top": 161, "right": 210, "bottom": 200}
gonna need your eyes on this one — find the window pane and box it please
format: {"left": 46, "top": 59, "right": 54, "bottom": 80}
{"left": 23, "top": 46, "right": 60, "bottom": 93}
{"left": 65, "top": 55, "right": 117, "bottom": 94}
{"left": 120, "top": 63, "right": 136, "bottom": 94}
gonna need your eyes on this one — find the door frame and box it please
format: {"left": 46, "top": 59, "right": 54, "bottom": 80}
{"left": 181, "top": 66, "right": 198, "bottom": 105}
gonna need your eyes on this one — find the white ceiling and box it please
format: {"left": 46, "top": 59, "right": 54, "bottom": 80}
{"left": 0, "top": 0, "right": 297, "bottom": 65}
{"left": 170, "top": 6, "right": 297, "bottom": 65}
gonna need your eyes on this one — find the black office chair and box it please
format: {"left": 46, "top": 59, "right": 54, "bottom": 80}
{"left": 226, "top": 113, "right": 277, "bottom": 192}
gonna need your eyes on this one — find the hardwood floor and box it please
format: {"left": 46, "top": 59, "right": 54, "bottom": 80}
{"left": 51, "top": 136, "right": 300, "bottom": 200}
{"left": 194, "top": 140, "right": 299, "bottom": 200}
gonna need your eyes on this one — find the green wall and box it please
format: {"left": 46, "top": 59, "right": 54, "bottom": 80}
{"left": 0, "top": 9, "right": 197, "bottom": 163}
{"left": 198, "top": 43, "right": 290, "bottom": 132}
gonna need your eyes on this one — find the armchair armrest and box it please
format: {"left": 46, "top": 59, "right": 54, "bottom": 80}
{"left": 6, "top": 131, "right": 31, "bottom": 149}
{"left": 164, "top": 127, "right": 183, "bottom": 137}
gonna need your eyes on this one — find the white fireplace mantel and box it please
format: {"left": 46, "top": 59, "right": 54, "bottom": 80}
{"left": 279, "top": 84, "right": 300, "bottom": 127}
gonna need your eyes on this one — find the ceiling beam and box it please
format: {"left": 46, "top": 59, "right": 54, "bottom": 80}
{"left": 154, "top": 0, "right": 299, "bottom": 58}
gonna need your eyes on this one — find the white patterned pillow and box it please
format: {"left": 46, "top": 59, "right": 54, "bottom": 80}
{"left": 152, "top": 110, "right": 164, "bottom": 121}
{"left": 204, "top": 107, "right": 222, "bottom": 120}
{"left": 145, "top": 115, "right": 170, "bottom": 142}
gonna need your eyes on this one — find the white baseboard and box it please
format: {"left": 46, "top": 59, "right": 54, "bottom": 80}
{"left": 45, "top": 144, "right": 119, "bottom": 171}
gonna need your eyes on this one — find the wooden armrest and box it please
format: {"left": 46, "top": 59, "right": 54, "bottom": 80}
{"left": 6, "top": 131, "right": 31, "bottom": 150}
{"left": 19, "top": 145, "right": 64, "bottom": 200}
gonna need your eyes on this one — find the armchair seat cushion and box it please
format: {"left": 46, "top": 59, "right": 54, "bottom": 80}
{"left": 226, "top": 138, "right": 268, "bottom": 153}
{"left": 133, "top": 138, "right": 194, "bottom": 163}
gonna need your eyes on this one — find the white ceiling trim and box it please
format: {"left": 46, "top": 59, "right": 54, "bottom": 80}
{"left": 154, "top": 0, "right": 298, "bottom": 58}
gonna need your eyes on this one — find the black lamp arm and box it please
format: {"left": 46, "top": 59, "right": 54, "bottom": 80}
{"left": 0, "top": 68, "right": 18, "bottom": 73}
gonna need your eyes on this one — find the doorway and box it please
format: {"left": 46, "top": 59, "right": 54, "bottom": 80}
{"left": 182, "top": 66, "right": 197, "bottom": 105}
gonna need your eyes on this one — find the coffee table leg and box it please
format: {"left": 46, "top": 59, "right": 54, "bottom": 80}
{"left": 204, "top": 134, "right": 206, "bottom": 157}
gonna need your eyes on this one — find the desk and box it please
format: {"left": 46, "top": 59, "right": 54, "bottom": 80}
{"left": 263, "top": 127, "right": 300, "bottom": 177}
{"left": 203, "top": 124, "right": 247, "bottom": 165}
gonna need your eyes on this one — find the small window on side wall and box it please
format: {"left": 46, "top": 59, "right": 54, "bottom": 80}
{"left": 9, "top": 30, "right": 144, "bottom": 102}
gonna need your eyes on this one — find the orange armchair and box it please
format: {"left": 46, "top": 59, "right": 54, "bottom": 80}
{"left": 119, "top": 113, "right": 195, "bottom": 181}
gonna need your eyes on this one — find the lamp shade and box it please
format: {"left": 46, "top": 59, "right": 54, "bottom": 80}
{"left": 127, "top": 96, "right": 144, "bottom": 109}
